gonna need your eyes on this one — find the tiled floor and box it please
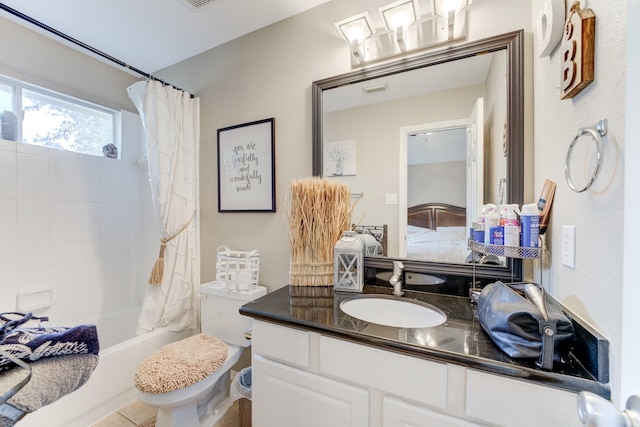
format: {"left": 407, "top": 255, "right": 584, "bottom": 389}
{"left": 91, "top": 398, "right": 241, "bottom": 427}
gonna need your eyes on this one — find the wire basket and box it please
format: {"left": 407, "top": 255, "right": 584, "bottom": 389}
{"left": 216, "top": 246, "right": 260, "bottom": 290}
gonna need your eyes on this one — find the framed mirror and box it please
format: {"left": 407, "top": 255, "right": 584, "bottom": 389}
{"left": 312, "top": 30, "right": 524, "bottom": 280}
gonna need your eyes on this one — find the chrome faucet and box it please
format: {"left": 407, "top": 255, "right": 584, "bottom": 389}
{"left": 389, "top": 261, "right": 404, "bottom": 296}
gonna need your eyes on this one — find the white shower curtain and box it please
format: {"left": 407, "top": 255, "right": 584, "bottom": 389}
{"left": 127, "top": 80, "right": 200, "bottom": 333}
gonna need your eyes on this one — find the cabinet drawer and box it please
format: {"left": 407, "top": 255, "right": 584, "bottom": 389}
{"left": 320, "top": 336, "right": 448, "bottom": 409}
{"left": 384, "top": 397, "right": 482, "bottom": 427}
{"left": 466, "top": 370, "right": 582, "bottom": 427}
{"left": 252, "top": 320, "right": 310, "bottom": 368}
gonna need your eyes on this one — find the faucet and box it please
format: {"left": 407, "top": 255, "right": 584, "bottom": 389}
{"left": 389, "top": 261, "right": 404, "bottom": 296}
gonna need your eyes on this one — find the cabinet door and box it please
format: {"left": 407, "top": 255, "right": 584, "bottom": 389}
{"left": 466, "top": 370, "right": 582, "bottom": 427}
{"left": 383, "top": 397, "right": 484, "bottom": 427}
{"left": 252, "top": 355, "right": 369, "bottom": 427}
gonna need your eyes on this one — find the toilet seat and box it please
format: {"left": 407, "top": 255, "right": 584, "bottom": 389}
{"left": 135, "top": 343, "right": 241, "bottom": 407}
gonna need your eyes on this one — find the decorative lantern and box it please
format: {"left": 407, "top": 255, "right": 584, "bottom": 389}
{"left": 334, "top": 231, "right": 364, "bottom": 292}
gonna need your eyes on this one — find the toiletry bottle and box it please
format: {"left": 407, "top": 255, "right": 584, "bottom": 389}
{"left": 484, "top": 208, "right": 501, "bottom": 245}
{"left": 502, "top": 204, "right": 520, "bottom": 256}
{"left": 519, "top": 203, "right": 540, "bottom": 248}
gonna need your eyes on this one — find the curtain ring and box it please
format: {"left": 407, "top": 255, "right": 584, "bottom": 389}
{"left": 565, "top": 119, "right": 607, "bottom": 193}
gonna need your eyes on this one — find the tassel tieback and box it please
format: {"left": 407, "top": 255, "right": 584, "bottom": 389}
{"left": 148, "top": 239, "right": 167, "bottom": 285}
{"left": 148, "top": 214, "right": 194, "bottom": 285}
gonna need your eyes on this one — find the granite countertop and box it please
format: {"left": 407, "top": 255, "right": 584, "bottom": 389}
{"left": 240, "top": 284, "right": 610, "bottom": 398}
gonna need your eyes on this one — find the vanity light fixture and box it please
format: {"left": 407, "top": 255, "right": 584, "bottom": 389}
{"left": 335, "top": 0, "right": 472, "bottom": 67}
{"left": 335, "top": 12, "right": 374, "bottom": 63}
{"left": 379, "top": 0, "right": 419, "bottom": 51}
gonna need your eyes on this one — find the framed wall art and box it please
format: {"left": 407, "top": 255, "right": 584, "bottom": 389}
{"left": 217, "top": 118, "right": 276, "bottom": 212}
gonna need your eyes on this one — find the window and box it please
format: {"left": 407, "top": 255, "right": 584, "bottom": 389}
{"left": 0, "top": 75, "right": 119, "bottom": 158}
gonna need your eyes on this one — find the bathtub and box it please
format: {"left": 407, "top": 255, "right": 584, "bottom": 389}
{"left": 18, "top": 308, "right": 191, "bottom": 427}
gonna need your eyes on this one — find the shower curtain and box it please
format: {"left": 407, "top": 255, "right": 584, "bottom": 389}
{"left": 127, "top": 80, "right": 200, "bottom": 333}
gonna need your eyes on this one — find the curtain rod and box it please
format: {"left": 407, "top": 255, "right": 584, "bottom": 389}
{"left": 0, "top": 2, "right": 193, "bottom": 97}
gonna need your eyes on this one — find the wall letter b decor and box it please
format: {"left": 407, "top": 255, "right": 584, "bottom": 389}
{"left": 561, "top": 2, "right": 595, "bottom": 99}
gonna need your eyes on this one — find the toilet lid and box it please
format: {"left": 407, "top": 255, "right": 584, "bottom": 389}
{"left": 134, "top": 333, "right": 228, "bottom": 393}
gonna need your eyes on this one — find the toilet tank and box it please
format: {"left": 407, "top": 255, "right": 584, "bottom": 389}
{"left": 200, "top": 282, "right": 267, "bottom": 347}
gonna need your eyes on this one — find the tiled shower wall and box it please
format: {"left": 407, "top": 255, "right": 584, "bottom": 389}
{"left": 0, "top": 110, "right": 157, "bottom": 346}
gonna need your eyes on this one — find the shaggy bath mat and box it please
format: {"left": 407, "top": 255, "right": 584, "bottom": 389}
{"left": 134, "top": 333, "right": 228, "bottom": 393}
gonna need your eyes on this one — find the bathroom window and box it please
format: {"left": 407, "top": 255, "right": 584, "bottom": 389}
{"left": 0, "top": 74, "right": 119, "bottom": 158}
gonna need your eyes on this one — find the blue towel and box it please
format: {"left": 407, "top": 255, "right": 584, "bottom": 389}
{"left": 0, "top": 314, "right": 99, "bottom": 371}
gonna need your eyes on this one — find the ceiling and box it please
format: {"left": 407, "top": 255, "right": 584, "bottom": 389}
{"left": 0, "top": 0, "right": 331, "bottom": 73}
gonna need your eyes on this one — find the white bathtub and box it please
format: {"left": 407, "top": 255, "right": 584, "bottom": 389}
{"left": 18, "top": 310, "right": 191, "bottom": 427}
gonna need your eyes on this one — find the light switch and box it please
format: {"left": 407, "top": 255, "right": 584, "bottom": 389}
{"left": 562, "top": 225, "right": 576, "bottom": 268}
{"left": 385, "top": 193, "right": 398, "bottom": 205}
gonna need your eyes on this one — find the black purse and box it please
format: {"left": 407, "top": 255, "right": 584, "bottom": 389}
{"left": 477, "top": 281, "right": 575, "bottom": 370}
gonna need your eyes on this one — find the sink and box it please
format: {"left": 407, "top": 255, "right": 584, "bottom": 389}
{"left": 340, "top": 295, "right": 447, "bottom": 328}
{"left": 375, "top": 271, "right": 445, "bottom": 286}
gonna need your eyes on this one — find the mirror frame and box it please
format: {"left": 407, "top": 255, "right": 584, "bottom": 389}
{"left": 312, "top": 30, "right": 524, "bottom": 281}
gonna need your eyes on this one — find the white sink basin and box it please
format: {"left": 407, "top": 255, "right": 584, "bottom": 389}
{"left": 340, "top": 295, "right": 446, "bottom": 328}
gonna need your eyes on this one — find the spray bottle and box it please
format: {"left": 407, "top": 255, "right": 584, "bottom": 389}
{"left": 502, "top": 204, "right": 521, "bottom": 247}
{"left": 482, "top": 204, "right": 501, "bottom": 244}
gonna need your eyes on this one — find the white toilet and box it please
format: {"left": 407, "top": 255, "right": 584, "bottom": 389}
{"left": 135, "top": 282, "right": 267, "bottom": 427}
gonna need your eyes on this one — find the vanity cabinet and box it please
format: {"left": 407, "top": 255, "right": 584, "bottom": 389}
{"left": 251, "top": 320, "right": 583, "bottom": 427}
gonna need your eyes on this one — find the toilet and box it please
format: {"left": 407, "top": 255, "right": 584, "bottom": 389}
{"left": 135, "top": 282, "right": 267, "bottom": 427}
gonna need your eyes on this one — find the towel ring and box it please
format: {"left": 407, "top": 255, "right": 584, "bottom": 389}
{"left": 565, "top": 119, "right": 607, "bottom": 193}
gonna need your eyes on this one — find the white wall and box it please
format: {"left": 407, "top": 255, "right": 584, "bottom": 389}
{"left": 532, "top": 0, "right": 627, "bottom": 403}
{"left": 622, "top": 0, "right": 640, "bottom": 404}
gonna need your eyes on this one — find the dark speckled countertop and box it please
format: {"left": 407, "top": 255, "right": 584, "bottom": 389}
{"left": 240, "top": 284, "right": 610, "bottom": 398}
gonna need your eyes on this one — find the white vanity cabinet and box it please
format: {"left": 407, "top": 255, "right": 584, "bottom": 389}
{"left": 251, "top": 320, "right": 583, "bottom": 427}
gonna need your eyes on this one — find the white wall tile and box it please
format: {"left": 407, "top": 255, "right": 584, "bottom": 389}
{"left": 0, "top": 247, "right": 17, "bottom": 272}
{"left": 50, "top": 262, "right": 77, "bottom": 285}
{"left": 17, "top": 176, "right": 49, "bottom": 200}
{"left": 101, "top": 202, "right": 123, "bottom": 221}
{"left": 18, "top": 222, "right": 49, "bottom": 246}
{"left": 0, "top": 199, "right": 16, "bottom": 223}
{"left": 0, "top": 139, "right": 16, "bottom": 153}
{"left": 77, "top": 259, "right": 102, "bottom": 283}
{"left": 17, "top": 200, "right": 48, "bottom": 222}
{"left": 0, "top": 150, "right": 16, "bottom": 175}
{"left": 76, "top": 240, "right": 101, "bottom": 262}
{"left": 77, "top": 201, "right": 101, "bottom": 222}
{"left": 17, "top": 262, "right": 49, "bottom": 290}
{"left": 16, "top": 143, "right": 49, "bottom": 156}
{"left": 0, "top": 223, "right": 17, "bottom": 248}
{"left": 0, "top": 269, "right": 17, "bottom": 288}
{"left": 121, "top": 179, "right": 140, "bottom": 203}
{"left": 49, "top": 150, "right": 78, "bottom": 181}
{"left": 17, "top": 244, "right": 49, "bottom": 269}
{"left": 76, "top": 157, "right": 101, "bottom": 183}
{"left": 0, "top": 175, "right": 16, "bottom": 199}
{"left": 76, "top": 181, "right": 101, "bottom": 202}
{"left": 100, "top": 159, "right": 122, "bottom": 184}
{"left": 49, "top": 221, "right": 77, "bottom": 244}
{"left": 50, "top": 242, "right": 77, "bottom": 266}
{"left": 17, "top": 152, "right": 49, "bottom": 178}
{"left": 49, "top": 179, "right": 77, "bottom": 201}
{"left": 76, "top": 220, "right": 100, "bottom": 242}
{"left": 76, "top": 279, "right": 102, "bottom": 301}
{"left": 100, "top": 182, "right": 121, "bottom": 203}
{"left": 49, "top": 201, "right": 77, "bottom": 222}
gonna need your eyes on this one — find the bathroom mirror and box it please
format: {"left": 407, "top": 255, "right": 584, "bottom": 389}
{"left": 312, "top": 30, "right": 524, "bottom": 280}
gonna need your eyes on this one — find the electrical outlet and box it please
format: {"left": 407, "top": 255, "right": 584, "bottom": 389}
{"left": 562, "top": 225, "right": 576, "bottom": 268}
{"left": 385, "top": 193, "right": 398, "bottom": 205}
